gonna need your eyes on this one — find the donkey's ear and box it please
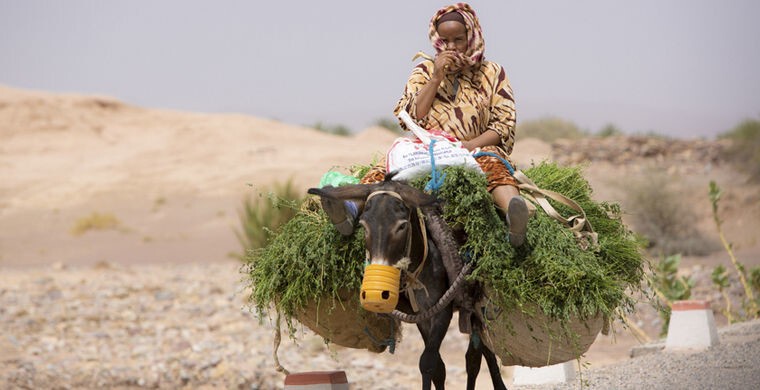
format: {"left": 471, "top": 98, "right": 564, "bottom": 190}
{"left": 307, "top": 184, "right": 373, "bottom": 202}
{"left": 397, "top": 185, "right": 439, "bottom": 209}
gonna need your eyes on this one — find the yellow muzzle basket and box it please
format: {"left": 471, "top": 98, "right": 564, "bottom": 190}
{"left": 360, "top": 264, "right": 401, "bottom": 313}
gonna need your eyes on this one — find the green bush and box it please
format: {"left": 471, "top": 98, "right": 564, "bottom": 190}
{"left": 313, "top": 122, "right": 351, "bottom": 136}
{"left": 516, "top": 116, "right": 586, "bottom": 142}
{"left": 752, "top": 267, "right": 760, "bottom": 314}
{"left": 752, "top": 268, "right": 760, "bottom": 295}
{"left": 234, "top": 180, "right": 304, "bottom": 260}
{"left": 374, "top": 117, "right": 404, "bottom": 135}
{"left": 720, "top": 118, "right": 760, "bottom": 182}
{"left": 651, "top": 254, "right": 694, "bottom": 335}
{"left": 710, "top": 181, "right": 760, "bottom": 319}
{"left": 597, "top": 123, "right": 623, "bottom": 138}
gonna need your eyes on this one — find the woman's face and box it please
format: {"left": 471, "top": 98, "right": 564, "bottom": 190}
{"left": 437, "top": 20, "right": 467, "bottom": 53}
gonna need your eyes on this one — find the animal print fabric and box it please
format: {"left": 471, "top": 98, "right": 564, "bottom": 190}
{"left": 394, "top": 59, "right": 517, "bottom": 159}
{"left": 361, "top": 59, "right": 518, "bottom": 190}
{"left": 361, "top": 3, "right": 518, "bottom": 191}
{"left": 429, "top": 3, "right": 485, "bottom": 68}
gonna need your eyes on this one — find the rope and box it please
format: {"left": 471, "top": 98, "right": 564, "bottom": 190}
{"left": 472, "top": 150, "right": 515, "bottom": 175}
{"left": 425, "top": 139, "right": 447, "bottom": 193}
{"left": 472, "top": 150, "right": 598, "bottom": 248}
{"left": 399, "top": 208, "right": 431, "bottom": 313}
{"left": 344, "top": 200, "right": 358, "bottom": 219}
{"left": 362, "top": 315, "right": 397, "bottom": 353}
{"left": 391, "top": 262, "right": 473, "bottom": 323}
{"left": 368, "top": 189, "right": 431, "bottom": 313}
{"left": 272, "top": 312, "right": 290, "bottom": 375}
{"left": 512, "top": 170, "right": 598, "bottom": 249}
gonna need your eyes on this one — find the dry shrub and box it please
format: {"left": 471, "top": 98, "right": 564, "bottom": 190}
{"left": 234, "top": 180, "right": 303, "bottom": 259}
{"left": 516, "top": 116, "right": 586, "bottom": 142}
{"left": 720, "top": 118, "right": 760, "bottom": 183}
{"left": 623, "top": 173, "right": 716, "bottom": 256}
{"left": 70, "top": 212, "right": 122, "bottom": 236}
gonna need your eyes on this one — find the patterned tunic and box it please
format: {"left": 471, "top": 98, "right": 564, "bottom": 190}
{"left": 361, "top": 3, "right": 518, "bottom": 190}
{"left": 394, "top": 59, "right": 517, "bottom": 161}
{"left": 361, "top": 59, "right": 518, "bottom": 191}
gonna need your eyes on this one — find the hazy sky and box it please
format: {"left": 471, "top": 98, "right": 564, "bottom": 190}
{"left": 2, "top": 1, "right": 759, "bottom": 138}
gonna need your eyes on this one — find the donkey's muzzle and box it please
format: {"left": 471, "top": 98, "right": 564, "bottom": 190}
{"left": 360, "top": 264, "right": 400, "bottom": 313}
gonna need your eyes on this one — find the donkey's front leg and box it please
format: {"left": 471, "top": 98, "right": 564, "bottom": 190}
{"left": 417, "top": 306, "right": 453, "bottom": 390}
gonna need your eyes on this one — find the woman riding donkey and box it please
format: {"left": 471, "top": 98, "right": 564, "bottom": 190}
{"left": 314, "top": 4, "right": 525, "bottom": 389}
{"left": 326, "top": 3, "right": 529, "bottom": 248}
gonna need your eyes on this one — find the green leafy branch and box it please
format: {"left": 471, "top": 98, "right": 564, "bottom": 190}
{"left": 709, "top": 181, "right": 759, "bottom": 319}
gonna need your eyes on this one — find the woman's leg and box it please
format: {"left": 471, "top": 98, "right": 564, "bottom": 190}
{"left": 491, "top": 184, "right": 518, "bottom": 213}
{"left": 492, "top": 184, "right": 529, "bottom": 247}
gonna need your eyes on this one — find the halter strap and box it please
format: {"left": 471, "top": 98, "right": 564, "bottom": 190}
{"left": 366, "top": 190, "right": 404, "bottom": 202}
{"left": 366, "top": 189, "right": 430, "bottom": 312}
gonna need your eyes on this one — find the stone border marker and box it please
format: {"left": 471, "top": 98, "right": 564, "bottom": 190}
{"left": 284, "top": 371, "right": 349, "bottom": 390}
{"left": 512, "top": 361, "right": 576, "bottom": 385}
{"left": 665, "top": 300, "right": 719, "bottom": 351}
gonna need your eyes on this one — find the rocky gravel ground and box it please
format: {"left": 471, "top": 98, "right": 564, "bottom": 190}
{"left": 2, "top": 260, "right": 759, "bottom": 389}
{"left": 1, "top": 261, "right": 282, "bottom": 389}
{"left": 518, "top": 319, "right": 760, "bottom": 390}
{"left": 0, "top": 261, "right": 473, "bottom": 389}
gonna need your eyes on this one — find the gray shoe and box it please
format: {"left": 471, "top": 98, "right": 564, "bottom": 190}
{"left": 506, "top": 196, "right": 529, "bottom": 247}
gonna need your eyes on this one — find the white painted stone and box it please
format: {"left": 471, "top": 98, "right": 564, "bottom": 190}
{"left": 665, "top": 305, "right": 719, "bottom": 350}
{"left": 512, "top": 361, "right": 576, "bottom": 385}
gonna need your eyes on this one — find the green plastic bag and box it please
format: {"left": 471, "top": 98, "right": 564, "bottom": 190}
{"left": 319, "top": 171, "right": 360, "bottom": 188}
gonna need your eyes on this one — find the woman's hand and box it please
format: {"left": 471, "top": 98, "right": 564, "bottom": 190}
{"left": 460, "top": 140, "right": 475, "bottom": 151}
{"left": 459, "top": 130, "right": 501, "bottom": 152}
{"left": 414, "top": 50, "right": 463, "bottom": 119}
{"left": 432, "top": 50, "right": 462, "bottom": 81}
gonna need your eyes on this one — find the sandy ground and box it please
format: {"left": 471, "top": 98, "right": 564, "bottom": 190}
{"left": 2, "top": 85, "right": 759, "bottom": 388}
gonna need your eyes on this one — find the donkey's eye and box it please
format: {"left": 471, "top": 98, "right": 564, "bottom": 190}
{"left": 396, "top": 221, "right": 409, "bottom": 234}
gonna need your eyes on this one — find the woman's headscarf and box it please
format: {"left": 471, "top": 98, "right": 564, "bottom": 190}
{"left": 428, "top": 3, "right": 485, "bottom": 68}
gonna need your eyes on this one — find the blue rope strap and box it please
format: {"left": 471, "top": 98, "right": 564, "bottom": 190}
{"left": 344, "top": 200, "right": 358, "bottom": 219}
{"left": 425, "top": 139, "right": 446, "bottom": 193}
{"left": 362, "top": 315, "right": 396, "bottom": 354}
{"left": 472, "top": 151, "right": 515, "bottom": 176}
{"left": 470, "top": 332, "right": 481, "bottom": 349}
{"left": 462, "top": 249, "right": 475, "bottom": 264}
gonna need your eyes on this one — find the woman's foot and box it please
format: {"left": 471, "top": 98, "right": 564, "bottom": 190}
{"left": 506, "top": 196, "right": 529, "bottom": 247}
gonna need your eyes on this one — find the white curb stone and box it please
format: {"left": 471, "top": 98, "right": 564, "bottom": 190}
{"left": 512, "top": 361, "right": 576, "bottom": 385}
{"left": 665, "top": 300, "right": 719, "bottom": 351}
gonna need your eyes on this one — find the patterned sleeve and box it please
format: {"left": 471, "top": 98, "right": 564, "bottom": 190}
{"left": 393, "top": 60, "right": 434, "bottom": 130}
{"left": 486, "top": 64, "right": 517, "bottom": 155}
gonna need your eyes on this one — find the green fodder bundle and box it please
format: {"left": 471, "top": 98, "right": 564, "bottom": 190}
{"left": 245, "top": 162, "right": 645, "bottom": 352}
{"left": 417, "top": 162, "right": 645, "bottom": 366}
{"left": 245, "top": 198, "right": 364, "bottom": 324}
{"left": 245, "top": 199, "right": 401, "bottom": 351}
{"left": 427, "top": 162, "right": 646, "bottom": 323}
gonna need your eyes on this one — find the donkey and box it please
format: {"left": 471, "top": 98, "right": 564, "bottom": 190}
{"left": 308, "top": 179, "right": 507, "bottom": 390}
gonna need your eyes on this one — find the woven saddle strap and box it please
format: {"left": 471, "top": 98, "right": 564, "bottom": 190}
{"left": 512, "top": 170, "right": 599, "bottom": 250}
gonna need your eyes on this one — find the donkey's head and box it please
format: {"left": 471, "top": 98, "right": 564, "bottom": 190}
{"left": 308, "top": 180, "right": 437, "bottom": 313}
